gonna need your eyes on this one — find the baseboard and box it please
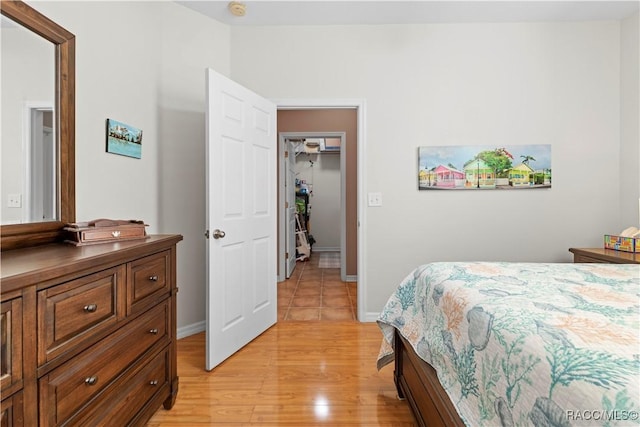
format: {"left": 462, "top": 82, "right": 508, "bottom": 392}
{"left": 345, "top": 275, "right": 357, "bottom": 282}
{"left": 177, "top": 321, "right": 205, "bottom": 339}
{"left": 313, "top": 247, "right": 340, "bottom": 252}
{"left": 362, "top": 312, "right": 380, "bottom": 322}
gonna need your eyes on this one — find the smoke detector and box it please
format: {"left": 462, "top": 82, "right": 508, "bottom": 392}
{"left": 228, "top": 1, "right": 246, "bottom": 17}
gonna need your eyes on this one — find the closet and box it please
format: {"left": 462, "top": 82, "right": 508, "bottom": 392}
{"left": 293, "top": 138, "right": 341, "bottom": 255}
{"left": 277, "top": 109, "right": 358, "bottom": 284}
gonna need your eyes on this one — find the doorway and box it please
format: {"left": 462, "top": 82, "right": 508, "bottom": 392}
{"left": 278, "top": 131, "right": 354, "bottom": 321}
{"left": 280, "top": 132, "right": 346, "bottom": 280}
{"left": 275, "top": 102, "right": 365, "bottom": 320}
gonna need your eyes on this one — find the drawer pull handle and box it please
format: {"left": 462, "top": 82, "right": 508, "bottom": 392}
{"left": 149, "top": 380, "right": 158, "bottom": 386}
{"left": 83, "top": 304, "right": 98, "bottom": 313}
{"left": 85, "top": 376, "right": 98, "bottom": 386}
{"left": 149, "top": 328, "right": 159, "bottom": 334}
{"left": 149, "top": 275, "right": 158, "bottom": 281}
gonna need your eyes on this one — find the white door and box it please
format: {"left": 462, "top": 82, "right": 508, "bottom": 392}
{"left": 285, "top": 140, "right": 297, "bottom": 278}
{"left": 205, "top": 68, "right": 277, "bottom": 371}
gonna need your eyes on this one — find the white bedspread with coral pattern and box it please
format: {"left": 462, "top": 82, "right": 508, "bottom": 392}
{"left": 377, "top": 262, "right": 640, "bottom": 426}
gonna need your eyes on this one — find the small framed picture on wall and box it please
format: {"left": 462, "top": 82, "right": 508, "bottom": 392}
{"left": 106, "top": 118, "right": 143, "bottom": 159}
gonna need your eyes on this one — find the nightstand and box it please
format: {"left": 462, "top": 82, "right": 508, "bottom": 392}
{"left": 569, "top": 248, "right": 640, "bottom": 264}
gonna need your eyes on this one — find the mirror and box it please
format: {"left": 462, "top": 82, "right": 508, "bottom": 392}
{"left": 1, "top": 14, "right": 55, "bottom": 224}
{"left": 0, "top": 1, "right": 75, "bottom": 250}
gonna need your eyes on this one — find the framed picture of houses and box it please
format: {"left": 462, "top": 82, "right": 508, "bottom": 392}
{"left": 418, "top": 144, "right": 551, "bottom": 190}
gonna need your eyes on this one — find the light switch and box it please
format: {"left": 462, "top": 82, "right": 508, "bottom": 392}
{"left": 7, "top": 193, "right": 22, "bottom": 208}
{"left": 368, "top": 192, "right": 382, "bottom": 207}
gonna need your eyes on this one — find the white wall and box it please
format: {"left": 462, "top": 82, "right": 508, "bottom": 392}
{"left": 32, "top": 0, "right": 230, "bottom": 333}
{"left": 157, "top": 2, "right": 230, "bottom": 334}
{"left": 295, "top": 153, "right": 341, "bottom": 250}
{"left": 13, "top": 3, "right": 637, "bottom": 329}
{"left": 230, "top": 21, "right": 631, "bottom": 316}
{"left": 620, "top": 12, "right": 640, "bottom": 228}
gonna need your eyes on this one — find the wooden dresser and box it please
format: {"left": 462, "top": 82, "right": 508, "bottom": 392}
{"left": 569, "top": 247, "right": 640, "bottom": 264}
{"left": 0, "top": 234, "right": 182, "bottom": 426}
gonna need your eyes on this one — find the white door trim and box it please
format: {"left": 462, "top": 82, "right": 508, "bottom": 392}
{"left": 273, "top": 99, "right": 367, "bottom": 322}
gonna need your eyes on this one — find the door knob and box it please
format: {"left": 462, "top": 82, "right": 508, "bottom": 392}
{"left": 212, "top": 229, "right": 226, "bottom": 239}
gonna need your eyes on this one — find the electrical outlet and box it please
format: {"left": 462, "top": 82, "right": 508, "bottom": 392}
{"left": 7, "top": 193, "right": 22, "bottom": 208}
{"left": 368, "top": 192, "right": 382, "bottom": 207}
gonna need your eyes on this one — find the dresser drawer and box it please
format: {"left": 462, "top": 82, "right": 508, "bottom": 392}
{"left": 70, "top": 348, "right": 169, "bottom": 427}
{"left": 38, "top": 301, "right": 169, "bottom": 426}
{"left": 128, "top": 251, "right": 170, "bottom": 314}
{"left": 38, "top": 266, "right": 125, "bottom": 365}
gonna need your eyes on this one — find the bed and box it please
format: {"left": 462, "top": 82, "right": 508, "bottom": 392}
{"left": 376, "top": 262, "right": 640, "bottom": 427}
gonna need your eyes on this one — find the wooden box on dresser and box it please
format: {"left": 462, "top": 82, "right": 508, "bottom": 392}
{"left": 0, "top": 234, "right": 183, "bottom": 426}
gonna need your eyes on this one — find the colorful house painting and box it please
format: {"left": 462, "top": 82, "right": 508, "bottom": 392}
{"left": 418, "top": 169, "right": 436, "bottom": 187}
{"left": 418, "top": 144, "right": 551, "bottom": 191}
{"left": 463, "top": 158, "right": 496, "bottom": 188}
{"left": 509, "top": 163, "right": 534, "bottom": 187}
{"left": 434, "top": 165, "right": 465, "bottom": 188}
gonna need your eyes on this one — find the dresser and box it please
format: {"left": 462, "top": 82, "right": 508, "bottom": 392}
{"left": 569, "top": 247, "right": 640, "bottom": 264}
{"left": 0, "top": 234, "right": 182, "bottom": 426}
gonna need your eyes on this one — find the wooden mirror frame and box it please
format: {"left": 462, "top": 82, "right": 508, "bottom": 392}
{"left": 0, "top": 0, "right": 75, "bottom": 250}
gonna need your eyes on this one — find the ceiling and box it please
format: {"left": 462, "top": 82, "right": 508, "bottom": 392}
{"left": 177, "top": 1, "right": 640, "bottom": 26}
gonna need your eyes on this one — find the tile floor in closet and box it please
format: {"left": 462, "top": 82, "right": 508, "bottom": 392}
{"left": 278, "top": 251, "right": 357, "bottom": 321}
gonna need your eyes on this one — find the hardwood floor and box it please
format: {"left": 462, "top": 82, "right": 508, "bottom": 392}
{"left": 147, "top": 323, "right": 416, "bottom": 426}
{"left": 147, "top": 254, "right": 417, "bottom": 426}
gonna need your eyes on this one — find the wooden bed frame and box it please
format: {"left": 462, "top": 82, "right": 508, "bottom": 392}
{"left": 394, "top": 329, "right": 466, "bottom": 427}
